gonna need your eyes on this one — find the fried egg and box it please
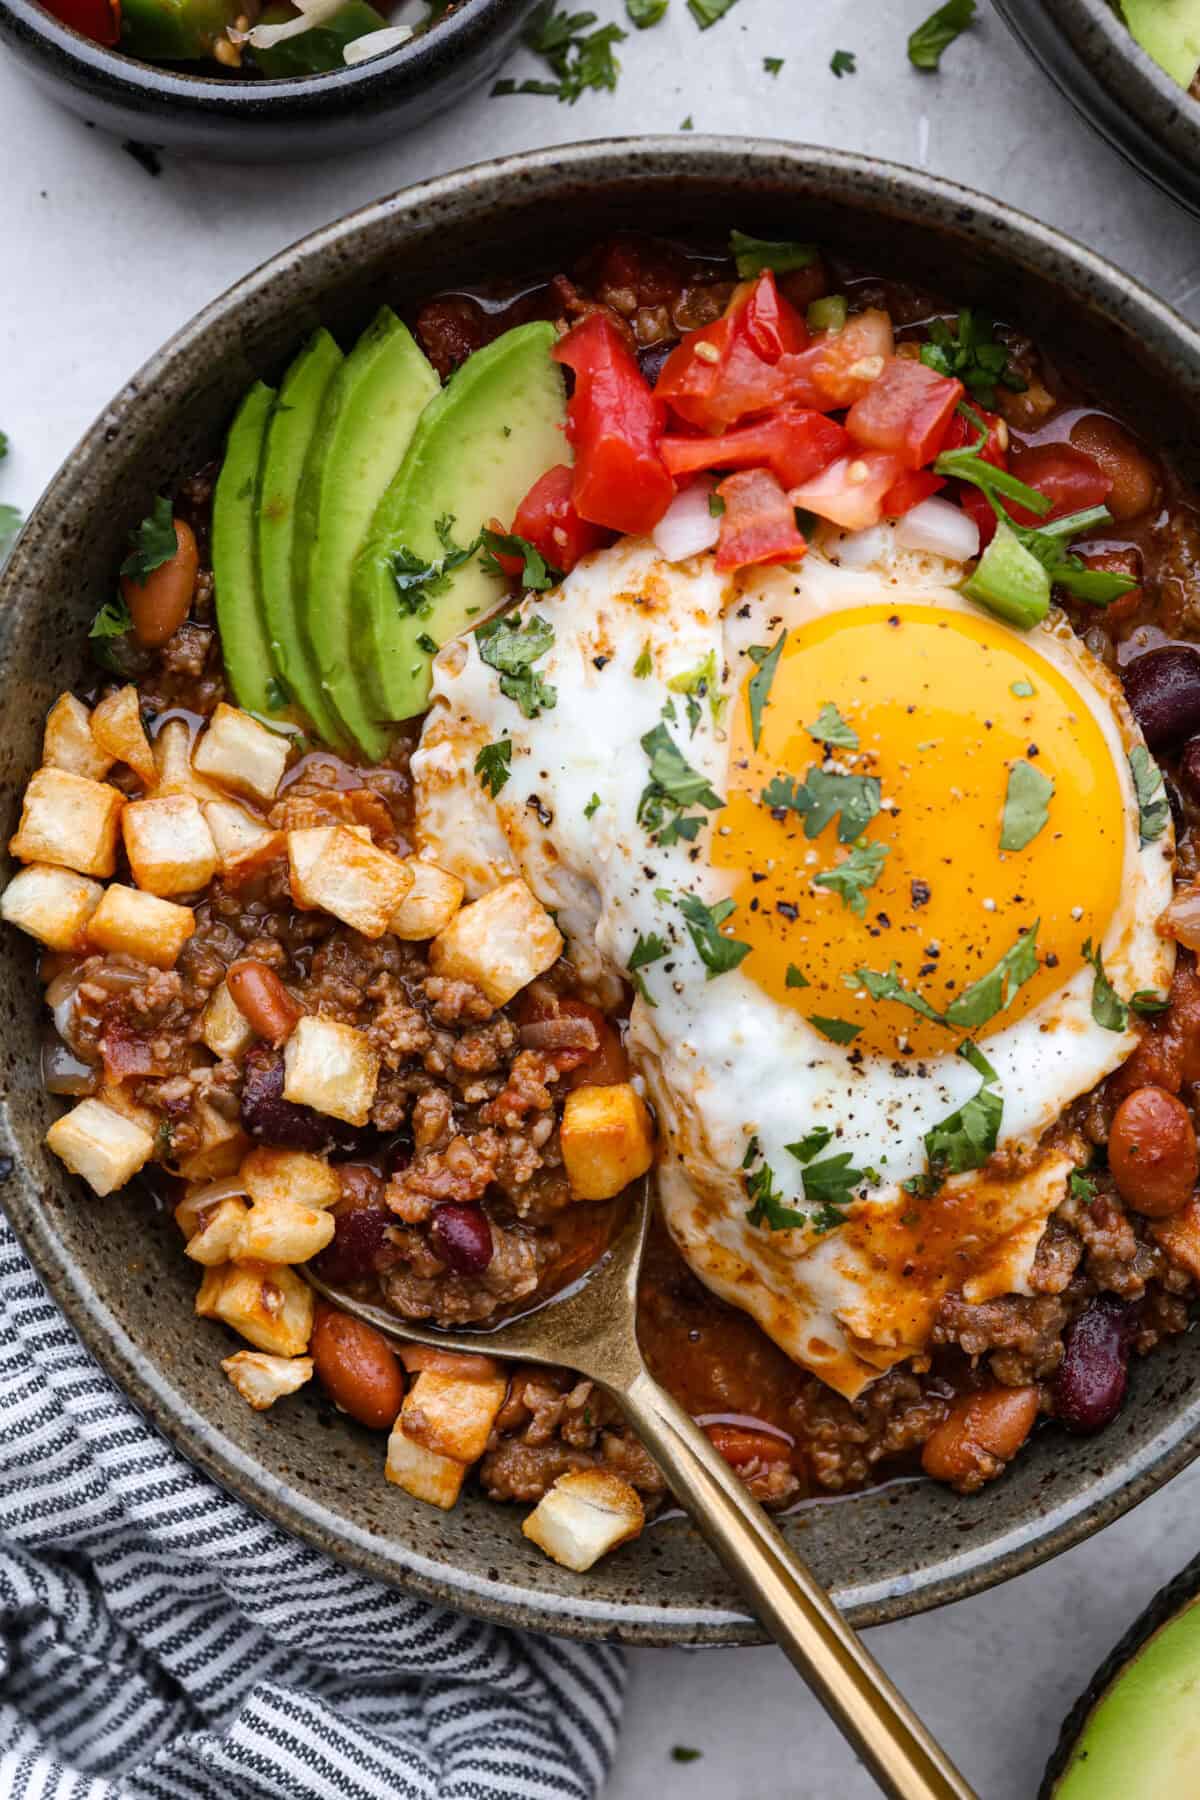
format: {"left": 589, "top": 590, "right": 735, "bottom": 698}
{"left": 412, "top": 535, "right": 1175, "bottom": 1399}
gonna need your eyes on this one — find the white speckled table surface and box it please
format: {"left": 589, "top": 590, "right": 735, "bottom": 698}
{"left": 3, "top": 2, "right": 1200, "bottom": 1794}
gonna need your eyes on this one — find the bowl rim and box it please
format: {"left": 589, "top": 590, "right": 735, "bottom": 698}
{"left": 7, "top": 133, "right": 1200, "bottom": 1646}
{"left": 994, "top": 0, "right": 1200, "bottom": 217}
{"left": 2, "top": 0, "right": 532, "bottom": 103}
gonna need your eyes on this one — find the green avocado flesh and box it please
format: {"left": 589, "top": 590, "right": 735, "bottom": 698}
{"left": 212, "top": 381, "right": 277, "bottom": 718}
{"left": 1052, "top": 1593, "right": 1200, "bottom": 1795}
{"left": 295, "top": 307, "right": 438, "bottom": 760}
{"left": 356, "top": 320, "right": 569, "bottom": 724}
{"left": 120, "top": 0, "right": 240, "bottom": 60}
{"left": 1121, "top": 0, "right": 1200, "bottom": 86}
{"left": 257, "top": 329, "right": 346, "bottom": 750}
{"left": 251, "top": 1, "right": 389, "bottom": 77}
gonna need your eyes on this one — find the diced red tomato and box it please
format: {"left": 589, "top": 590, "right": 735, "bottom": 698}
{"left": 504, "top": 465, "right": 608, "bottom": 576}
{"left": 941, "top": 403, "right": 1008, "bottom": 467}
{"left": 41, "top": 0, "right": 120, "bottom": 41}
{"left": 775, "top": 308, "right": 896, "bottom": 410}
{"left": 704, "top": 1422, "right": 793, "bottom": 1468}
{"left": 715, "top": 469, "right": 807, "bottom": 573}
{"left": 1006, "top": 443, "right": 1112, "bottom": 526}
{"left": 739, "top": 272, "right": 808, "bottom": 363}
{"left": 656, "top": 274, "right": 808, "bottom": 432}
{"left": 790, "top": 450, "right": 905, "bottom": 532}
{"left": 660, "top": 406, "right": 849, "bottom": 492}
{"left": 1076, "top": 546, "right": 1144, "bottom": 623}
{"left": 552, "top": 314, "right": 674, "bottom": 536}
{"left": 881, "top": 469, "right": 946, "bottom": 518}
{"left": 845, "top": 358, "right": 963, "bottom": 469}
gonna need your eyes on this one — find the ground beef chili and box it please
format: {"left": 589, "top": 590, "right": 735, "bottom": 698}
{"left": 19, "top": 233, "right": 1200, "bottom": 1528}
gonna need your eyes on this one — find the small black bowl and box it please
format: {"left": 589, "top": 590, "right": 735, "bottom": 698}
{"left": 0, "top": 0, "right": 536, "bottom": 160}
{"left": 995, "top": 0, "right": 1200, "bottom": 219}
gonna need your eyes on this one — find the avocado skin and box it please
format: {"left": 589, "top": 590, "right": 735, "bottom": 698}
{"left": 295, "top": 307, "right": 438, "bottom": 762}
{"left": 120, "top": 0, "right": 241, "bottom": 60}
{"left": 1120, "top": 0, "right": 1200, "bottom": 86}
{"left": 212, "top": 380, "right": 277, "bottom": 719}
{"left": 257, "top": 329, "right": 347, "bottom": 751}
{"left": 357, "top": 320, "right": 568, "bottom": 725}
{"left": 1042, "top": 1550, "right": 1200, "bottom": 1796}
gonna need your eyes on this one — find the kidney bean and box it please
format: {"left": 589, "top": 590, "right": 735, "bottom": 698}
{"left": 310, "top": 1304, "right": 405, "bottom": 1431}
{"left": 227, "top": 958, "right": 302, "bottom": 1047}
{"left": 431, "top": 1202, "right": 493, "bottom": 1275}
{"left": 1122, "top": 646, "right": 1200, "bottom": 750}
{"left": 1053, "top": 1297, "right": 1131, "bottom": 1435}
{"left": 239, "top": 1044, "right": 365, "bottom": 1155}
{"left": 122, "top": 517, "right": 200, "bottom": 649}
{"left": 1069, "top": 414, "right": 1160, "bottom": 520}
{"left": 1179, "top": 738, "right": 1200, "bottom": 808}
{"left": 315, "top": 1205, "right": 392, "bottom": 1286}
{"left": 1108, "top": 1085, "right": 1198, "bottom": 1217}
{"left": 921, "top": 1386, "right": 1040, "bottom": 1487}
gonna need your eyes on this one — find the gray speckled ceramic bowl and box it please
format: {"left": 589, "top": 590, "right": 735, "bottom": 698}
{"left": 4, "top": 139, "right": 1200, "bottom": 1646}
{"left": 995, "top": 0, "right": 1200, "bottom": 218}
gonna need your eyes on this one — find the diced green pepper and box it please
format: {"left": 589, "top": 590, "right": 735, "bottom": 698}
{"left": 962, "top": 518, "right": 1051, "bottom": 629}
{"left": 120, "top": 0, "right": 242, "bottom": 60}
{"left": 250, "top": 0, "right": 389, "bottom": 74}
{"left": 807, "top": 296, "right": 848, "bottom": 334}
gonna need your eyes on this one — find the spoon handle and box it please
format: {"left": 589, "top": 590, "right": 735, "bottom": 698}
{"left": 615, "top": 1365, "right": 976, "bottom": 1800}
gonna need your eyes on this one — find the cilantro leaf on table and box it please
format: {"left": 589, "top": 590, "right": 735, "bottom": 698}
{"left": 503, "top": 3, "right": 626, "bottom": 102}
{"left": 1000, "top": 761, "right": 1054, "bottom": 852}
{"left": 479, "top": 528, "right": 557, "bottom": 590}
{"left": 762, "top": 765, "right": 881, "bottom": 843}
{"left": 676, "top": 891, "right": 751, "bottom": 979}
{"left": 729, "top": 231, "right": 818, "bottom": 279}
{"left": 830, "top": 48, "right": 856, "bottom": 76}
{"left": 688, "top": 0, "right": 738, "bottom": 26}
{"left": 1129, "top": 746, "right": 1170, "bottom": 846}
{"left": 626, "top": 0, "right": 666, "bottom": 24}
{"left": 0, "top": 431, "right": 7, "bottom": 462}
{"left": 0, "top": 505, "right": 21, "bottom": 563}
{"left": 919, "top": 310, "right": 1027, "bottom": 408}
{"left": 476, "top": 612, "right": 557, "bottom": 717}
{"left": 474, "top": 738, "right": 513, "bottom": 797}
{"left": 763, "top": 55, "right": 783, "bottom": 74}
{"left": 805, "top": 701, "right": 858, "bottom": 751}
{"left": 1083, "top": 936, "right": 1129, "bottom": 1032}
{"left": 120, "top": 495, "right": 178, "bottom": 583}
{"left": 637, "top": 723, "right": 724, "bottom": 844}
{"left": 908, "top": 0, "right": 976, "bottom": 71}
{"left": 811, "top": 839, "right": 889, "bottom": 917}
{"left": 746, "top": 629, "right": 786, "bottom": 749}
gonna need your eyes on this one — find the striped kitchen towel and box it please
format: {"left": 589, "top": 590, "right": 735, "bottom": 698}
{"left": 0, "top": 1217, "right": 625, "bottom": 1799}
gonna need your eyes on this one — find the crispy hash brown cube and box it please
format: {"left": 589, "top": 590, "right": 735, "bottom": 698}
{"left": 240, "top": 1146, "right": 340, "bottom": 1210}
{"left": 172, "top": 1102, "right": 249, "bottom": 1182}
{"left": 193, "top": 703, "right": 289, "bottom": 804}
{"left": 287, "top": 826, "right": 413, "bottom": 939}
{"left": 521, "top": 1468, "right": 645, "bottom": 1571}
{"left": 0, "top": 863, "right": 104, "bottom": 951}
{"left": 401, "top": 1368, "right": 508, "bottom": 1464}
{"left": 282, "top": 1016, "right": 379, "bottom": 1126}
{"left": 236, "top": 1194, "right": 336, "bottom": 1264}
{"left": 560, "top": 1082, "right": 655, "bottom": 1201}
{"left": 45, "top": 1097, "right": 155, "bottom": 1196}
{"left": 183, "top": 1195, "right": 249, "bottom": 1266}
{"left": 90, "top": 684, "right": 156, "bottom": 784}
{"left": 9, "top": 767, "right": 123, "bottom": 877}
{"left": 222, "top": 1350, "right": 314, "bottom": 1411}
{"left": 87, "top": 884, "right": 195, "bottom": 969}
{"left": 388, "top": 859, "right": 464, "bottom": 941}
{"left": 194, "top": 1259, "right": 314, "bottom": 1356}
{"left": 43, "top": 693, "right": 114, "bottom": 781}
{"left": 428, "top": 877, "right": 563, "bottom": 1006}
{"left": 153, "top": 718, "right": 227, "bottom": 805}
{"left": 122, "top": 793, "right": 218, "bottom": 897}
{"left": 201, "top": 980, "right": 257, "bottom": 1061}
{"left": 204, "top": 800, "right": 282, "bottom": 875}
{"left": 385, "top": 1419, "right": 468, "bottom": 1511}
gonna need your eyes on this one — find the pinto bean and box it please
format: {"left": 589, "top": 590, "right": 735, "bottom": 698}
{"left": 1069, "top": 414, "right": 1160, "bottom": 521}
{"left": 920, "top": 1386, "right": 1040, "bottom": 1488}
{"left": 1108, "top": 1086, "right": 1198, "bottom": 1218}
{"left": 310, "top": 1304, "right": 405, "bottom": 1430}
{"left": 1122, "top": 645, "right": 1200, "bottom": 750}
{"left": 227, "top": 958, "right": 302, "bottom": 1046}
{"left": 122, "top": 517, "right": 200, "bottom": 649}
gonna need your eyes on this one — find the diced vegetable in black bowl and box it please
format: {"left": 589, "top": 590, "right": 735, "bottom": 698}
{"left": 994, "top": 0, "right": 1200, "bottom": 219}
{"left": 0, "top": 0, "right": 537, "bottom": 160}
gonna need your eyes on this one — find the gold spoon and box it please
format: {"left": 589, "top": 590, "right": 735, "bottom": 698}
{"left": 305, "top": 1184, "right": 976, "bottom": 1800}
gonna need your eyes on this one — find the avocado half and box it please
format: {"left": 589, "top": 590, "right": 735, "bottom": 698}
{"left": 1041, "top": 1552, "right": 1200, "bottom": 1796}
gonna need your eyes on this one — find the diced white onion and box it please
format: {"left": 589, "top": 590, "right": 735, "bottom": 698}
{"left": 894, "top": 496, "right": 980, "bottom": 563}
{"left": 185, "top": 1174, "right": 249, "bottom": 1208}
{"left": 652, "top": 479, "right": 721, "bottom": 563}
{"left": 830, "top": 524, "right": 891, "bottom": 570}
{"left": 343, "top": 22, "right": 414, "bottom": 62}
{"left": 1164, "top": 886, "right": 1200, "bottom": 951}
{"left": 230, "top": 0, "right": 347, "bottom": 51}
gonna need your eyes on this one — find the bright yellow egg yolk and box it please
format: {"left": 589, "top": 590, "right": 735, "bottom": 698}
{"left": 714, "top": 603, "right": 1126, "bottom": 1058}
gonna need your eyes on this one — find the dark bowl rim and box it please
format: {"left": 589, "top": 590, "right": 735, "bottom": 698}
{"left": 2, "top": 0, "right": 532, "bottom": 102}
{"left": 7, "top": 134, "right": 1200, "bottom": 1646}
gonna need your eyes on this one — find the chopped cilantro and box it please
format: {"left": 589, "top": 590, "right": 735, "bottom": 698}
{"left": 1069, "top": 1169, "right": 1098, "bottom": 1205}
{"left": 0, "top": 431, "right": 7, "bottom": 461}
{"left": 668, "top": 650, "right": 725, "bottom": 728}
{"left": 1131, "top": 989, "right": 1170, "bottom": 1016}
{"left": 1083, "top": 936, "right": 1128, "bottom": 1032}
{"left": 786, "top": 1126, "right": 833, "bottom": 1162}
{"left": 584, "top": 791, "right": 602, "bottom": 819}
{"left": 745, "top": 1158, "right": 806, "bottom": 1231}
{"left": 785, "top": 963, "right": 810, "bottom": 990}
{"left": 264, "top": 675, "right": 290, "bottom": 712}
{"left": 1000, "top": 761, "right": 1054, "bottom": 852}
{"left": 637, "top": 723, "right": 724, "bottom": 844}
{"left": 680, "top": 114, "right": 694, "bottom": 129}
{"left": 687, "top": 0, "right": 737, "bottom": 25}
{"left": 830, "top": 48, "right": 856, "bottom": 76}
{"left": 850, "top": 962, "right": 946, "bottom": 1025}
{"left": 671, "top": 1747, "right": 703, "bottom": 1764}
{"left": 805, "top": 701, "right": 858, "bottom": 750}
{"left": 801, "top": 1150, "right": 867, "bottom": 1230}
{"left": 919, "top": 310, "right": 1026, "bottom": 408}
{"left": 747, "top": 629, "right": 786, "bottom": 750}
{"left": 476, "top": 613, "right": 557, "bottom": 718}
{"left": 908, "top": 0, "right": 976, "bottom": 71}
{"left": 629, "top": 929, "right": 669, "bottom": 1005}
{"left": 729, "top": 231, "right": 818, "bottom": 280}
{"left": 1129, "top": 745, "right": 1170, "bottom": 847}
{"left": 854, "top": 928, "right": 1038, "bottom": 1032}
{"left": 762, "top": 765, "right": 881, "bottom": 843}
{"left": 809, "top": 1015, "right": 862, "bottom": 1045}
{"left": 392, "top": 520, "right": 481, "bottom": 618}
{"left": 512, "top": 3, "right": 626, "bottom": 102}
{"left": 811, "top": 839, "right": 889, "bottom": 917}
{"left": 120, "top": 495, "right": 178, "bottom": 583}
{"left": 763, "top": 54, "right": 783, "bottom": 74}
{"left": 474, "top": 738, "right": 513, "bottom": 797}
{"left": 479, "top": 527, "right": 557, "bottom": 590}
{"left": 626, "top": 0, "right": 666, "bottom": 24}
{"left": 416, "top": 632, "right": 439, "bottom": 655}
{"left": 89, "top": 595, "right": 134, "bottom": 640}
{"left": 1011, "top": 679, "right": 1035, "bottom": 698}
{"left": 677, "top": 891, "right": 751, "bottom": 979}
{"left": 633, "top": 640, "right": 654, "bottom": 678}
{"left": 918, "top": 1041, "right": 1003, "bottom": 1187}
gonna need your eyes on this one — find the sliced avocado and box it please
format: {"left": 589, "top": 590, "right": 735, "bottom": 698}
{"left": 212, "top": 380, "right": 277, "bottom": 718}
{"left": 251, "top": 0, "right": 389, "bottom": 77}
{"left": 257, "top": 329, "right": 347, "bottom": 750}
{"left": 1121, "top": 0, "right": 1200, "bottom": 86}
{"left": 1045, "top": 1561, "right": 1200, "bottom": 1796}
{"left": 356, "top": 321, "right": 568, "bottom": 725}
{"left": 120, "top": 0, "right": 241, "bottom": 60}
{"left": 296, "top": 307, "right": 438, "bottom": 761}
